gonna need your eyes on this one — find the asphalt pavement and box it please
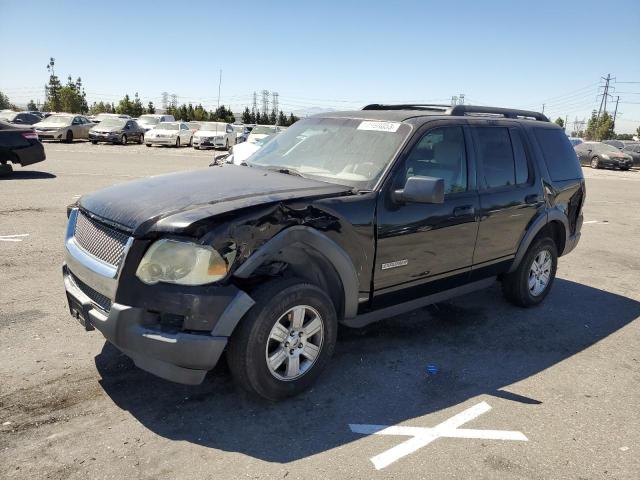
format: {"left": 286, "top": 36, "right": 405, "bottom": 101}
{"left": 1, "top": 141, "right": 639, "bottom": 479}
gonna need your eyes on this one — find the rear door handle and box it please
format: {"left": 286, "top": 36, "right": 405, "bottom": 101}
{"left": 453, "top": 205, "right": 475, "bottom": 217}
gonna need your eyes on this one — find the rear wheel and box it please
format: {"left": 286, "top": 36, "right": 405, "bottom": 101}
{"left": 120, "top": 134, "right": 127, "bottom": 145}
{"left": 502, "top": 237, "right": 558, "bottom": 307}
{"left": 188, "top": 136, "right": 193, "bottom": 147}
{"left": 65, "top": 130, "right": 73, "bottom": 143}
{"left": 138, "top": 133, "right": 144, "bottom": 144}
{"left": 145, "top": 143, "right": 152, "bottom": 147}
{"left": 91, "top": 140, "right": 98, "bottom": 145}
{"left": 0, "top": 163, "right": 13, "bottom": 177}
{"left": 227, "top": 277, "right": 337, "bottom": 400}
{"left": 175, "top": 137, "right": 180, "bottom": 148}
{"left": 591, "top": 156, "right": 601, "bottom": 169}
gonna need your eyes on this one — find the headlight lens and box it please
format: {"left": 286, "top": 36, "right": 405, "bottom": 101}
{"left": 136, "top": 239, "right": 235, "bottom": 285}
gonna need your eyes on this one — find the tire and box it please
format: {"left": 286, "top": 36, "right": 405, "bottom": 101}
{"left": 0, "top": 163, "right": 13, "bottom": 177}
{"left": 502, "top": 237, "right": 558, "bottom": 307}
{"left": 145, "top": 143, "right": 152, "bottom": 147}
{"left": 591, "top": 156, "right": 600, "bottom": 169}
{"left": 227, "top": 277, "right": 338, "bottom": 401}
{"left": 91, "top": 140, "right": 98, "bottom": 145}
{"left": 225, "top": 139, "right": 229, "bottom": 150}
{"left": 188, "top": 136, "right": 193, "bottom": 147}
{"left": 175, "top": 137, "right": 180, "bottom": 148}
{"left": 620, "top": 166, "right": 630, "bottom": 171}
{"left": 138, "top": 134, "right": 144, "bottom": 144}
{"left": 65, "top": 130, "right": 73, "bottom": 143}
{"left": 120, "top": 134, "right": 127, "bottom": 145}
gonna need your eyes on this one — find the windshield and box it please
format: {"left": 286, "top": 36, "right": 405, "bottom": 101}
{"left": 138, "top": 115, "right": 159, "bottom": 125}
{"left": 40, "top": 115, "right": 74, "bottom": 125}
{"left": 599, "top": 144, "right": 622, "bottom": 153}
{"left": 245, "top": 117, "right": 411, "bottom": 189}
{"left": 199, "top": 122, "right": 227, "bottom": 131}
{"left": 156, "top": 123, "right": 179, "bottom": 130}
{"left": 97, "top": 118, "right": 126, "bottom": 128}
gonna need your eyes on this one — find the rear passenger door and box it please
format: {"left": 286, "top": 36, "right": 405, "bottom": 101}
{"left": 471, "top": 124, "right": 543, "bottom": 271}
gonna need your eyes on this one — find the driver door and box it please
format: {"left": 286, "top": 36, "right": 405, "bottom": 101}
{"left": 373, "top": 123, "right": 480, "bottom": 307}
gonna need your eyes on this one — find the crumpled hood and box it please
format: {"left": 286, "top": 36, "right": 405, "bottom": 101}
{"left": 79, "top": 165, "right": 351, "bottom": 236}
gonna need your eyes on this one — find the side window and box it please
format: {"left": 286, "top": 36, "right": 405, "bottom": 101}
{"left": 475, "top": 127, "right": 515, "bottom": 189}
{"left": 72, "top": 117, "right": 81, "bottom": 125}
{"left": 510, "top": 128, "right": 530, "bottom": 185}
{"left": 534, "top": 128, "right": 582, "bottom": 181}
{"left": 394, "top": 126, "right": 467, "bottom": 194}
{"left": 181, "top": 124, "right": 188, "bottom": 130}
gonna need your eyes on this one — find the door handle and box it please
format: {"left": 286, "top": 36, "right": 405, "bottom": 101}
{"left": 453, "top": 205, "right": 475, "bottom": 217}
{"left": 525, "top": 194, "right": 541, "bottom": 204}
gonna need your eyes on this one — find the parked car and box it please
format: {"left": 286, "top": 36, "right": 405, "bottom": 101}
{"left": 602, "top": 139, "right": 625, "bottom": 150}
{"left": 89, "top": 118, "right": 145, "bottom": 145}
{"left": 622, "top": 143, "right": 640, "bottom": 166}
{"left": 63, "top": 104, "right": 584, "bottom": 400}
{"left": 246, "top": 124, "right": 286, "bottom": 143}
{"left": 192, "top": 122, "right": 236, "bottom": 149}
{"left": 568, "top": 137, "right": 583, "bottom": 147}
{"left": 0, "top": 120, "right": 46, "bottom": 175}
{"left": 187, "top": 121, "right": 202, "bottom": 134}
{"left": 33, "top": 114, "right": 94, "bottom": 142}
{"left": 231, "top": 124, "right": 248, "bottom": 143}
{"left": 145, "top": 121, "right": 192, "bottom": 147}
{"left": 0, "top": 111, "right": 42, "bottom": 126}
{"left": 574, "top": 141, "right": 634, "bottom": 170}
{"left": 137, "top": 114, "right": 176, "bottom": 132}
{"left": 92, "top": 113, "right": 131, "bottom": 124}
{"left": 224, "top": 134, "right": 274, "bottom": 165}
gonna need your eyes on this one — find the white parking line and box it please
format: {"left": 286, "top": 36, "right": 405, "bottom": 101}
{"left": 0, "top": 234, "right": 29, "bottom": 242}
{"left": 350, "top": 401, "right": 528, "bottom": 470}
{"left": 583, "top": 220, "right": 609, "bottom": 225}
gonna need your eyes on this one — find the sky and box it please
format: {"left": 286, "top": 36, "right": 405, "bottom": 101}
{"left": 1, "top": 0, "right": 639, "bottom": 133}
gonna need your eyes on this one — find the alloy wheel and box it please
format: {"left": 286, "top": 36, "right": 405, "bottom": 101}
{"left": 265, "top": 305, "right": 324, "bottom": 381}
{"left": 528, "top": 249, "right": 552, "bottom": 296}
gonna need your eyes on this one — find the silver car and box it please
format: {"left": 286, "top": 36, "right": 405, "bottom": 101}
{"left": 145, "top": 122, "right": 193, "bottom": 147}
{"left": 33, "top": 114, "right": 94, "bottom": 142}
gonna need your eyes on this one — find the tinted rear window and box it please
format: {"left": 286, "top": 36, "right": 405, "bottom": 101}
{"left": 534, "top": 128, "right": 582, "bottom": 181}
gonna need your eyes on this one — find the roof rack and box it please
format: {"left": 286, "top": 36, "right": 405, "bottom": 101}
{"left": 362, "top": 104, "right": 549, "bottom": 122}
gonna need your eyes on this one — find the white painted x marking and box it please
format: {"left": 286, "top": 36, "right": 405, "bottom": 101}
{"left": 350, "top": 401, "right": 528, "bottom": 470}
{"left": 0, "top": 234, "right": 29, "bottom": 242}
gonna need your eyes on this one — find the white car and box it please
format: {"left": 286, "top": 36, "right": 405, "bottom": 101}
{"left": 192, "top": 122, "right": 236, "bottom": 150}
{"left": 33, "top": 114, "right": 94, "bottom": 142}
{"left": 246, "top": 124, "right": 286, "bottom": 143}
{"left": 145, "top": 122, "right": 193, "bottom": 147}
{"left": 138, "top": 114, "right": 176, "bottom": 132}
{"left": 226, "top": 134, "right": 274, "bottom": 165}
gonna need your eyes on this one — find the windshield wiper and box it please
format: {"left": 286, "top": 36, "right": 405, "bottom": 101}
{"left": 264, "top": 165, "right": 304, "bottom": 177}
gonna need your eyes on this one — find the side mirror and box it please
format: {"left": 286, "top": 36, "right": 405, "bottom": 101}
{"left": 393, "top": 175, "right": 444, "bottom": 204}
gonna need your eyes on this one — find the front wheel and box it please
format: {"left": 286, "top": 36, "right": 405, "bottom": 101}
{"left": 591, "top": 156, "right": 601, "bottom": 169}
{"left": 138, "top": 134, "right": 144, "bottom": 144}
{"left": 91, "top": 140, "right": 98, "bottom": 145}
{"left": 175, "top": 137, "right": 180, "bottom": 148}
{"left": 120, "top": 134, "right": 127, "bottom": 145}
{"left": 227, "top": 277, "right": 337, "bottom": 401}
{"left": 65, "top": 130, "right": 73, "bottom": 143}
{"left": 502, "top": 237, "right": 558, "bottom": 307}
{"left": 145, "top": 143, "right": 152, "bottom": 147}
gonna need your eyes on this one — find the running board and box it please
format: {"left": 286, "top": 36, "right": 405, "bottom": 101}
{"left": 343, "top": 277, "right": 497, "bottom": 328}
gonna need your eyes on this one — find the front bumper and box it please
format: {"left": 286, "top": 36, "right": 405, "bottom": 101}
{"left": 89, "top": 132, "right": 119, "bottom": 143}
{"left": 63, "top": 209, "right": 255, "bottom": 384}
{"left": 193, "top": 137, "right": 225, "bottom": 148}
{"left": 146, "top": 136, "right": 177, "bottom": 145}
{"left": 35, "top": 130, "right": 63, "bottom": 140}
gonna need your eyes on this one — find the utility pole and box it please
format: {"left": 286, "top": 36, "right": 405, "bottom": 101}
{"left": 252, "top": 91, "right": 257, "bottom": 117}
{"left": 458, "top": 94, "right": 465, "bottom": 105}
{"left": 597, "top": 73, "right": 612, "bottom": 123}
{"left": 261, "top": 90, "right": 269, "bottom": 118}
{"left": 216, "top": 69, "right": 222, "bottom": 111}
{"left": 542, "top": 104, "right": 545, "bottom": 114}
{"left": 612, "top": 95, "right": 620, "bottom": 129}
{"left": 161, "top": 92, "right": 169, "bottom": 110}
{"left": 564, "top": 115, "right": 568, "bottom": 132}
{"left": 451, "top": 95, "right": 458, "bottom": 106}
{"left": 272, "top": 92, "right": 279, "bottom": 125}
{"left": 170, "top": 93, "right": 177, "bottom": 108}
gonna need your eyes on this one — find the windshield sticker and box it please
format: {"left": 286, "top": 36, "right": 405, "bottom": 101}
{"left": 357, "top": 121, "right": 401, "bottom": 133}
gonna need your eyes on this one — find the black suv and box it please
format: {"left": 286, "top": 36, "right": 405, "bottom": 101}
{"left": 63, "top": 105, "right": 585, "bottom": 400}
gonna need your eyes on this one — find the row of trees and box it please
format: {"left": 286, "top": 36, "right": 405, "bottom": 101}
{"left": 556, "top": 114, "right": 638, "bottom": 141}
{"left": 241, "top": 107, "right": 298, "bottom": 126}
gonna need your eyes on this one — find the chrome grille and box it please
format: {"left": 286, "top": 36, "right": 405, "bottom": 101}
{"left": 73, "top": 212, "right": 129, "bottom": 267}
{"left": 70, "top": 272, "right": 112, "bottom": 313}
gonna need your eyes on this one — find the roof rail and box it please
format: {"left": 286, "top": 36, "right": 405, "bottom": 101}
{"left": 361, "top": 103, "right": 549, "bottom": 122}
{"left": 449, "top": 105, "right": 549, "bottom": 122}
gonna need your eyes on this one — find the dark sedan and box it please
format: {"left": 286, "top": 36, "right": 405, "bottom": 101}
{"left": 0, "top": 110, "right": 42, "bottom": 126}
{"left": 0, "top": 120, "right": 46, "bottom": 175}
{"left": 575, "top": 141, "right": 634, "bottom": 170}
{"left": 89, "top": 118, "right": 145, "bottom": 145}
{"left": 622, "top": 143, "right": 640, "bottom": 166}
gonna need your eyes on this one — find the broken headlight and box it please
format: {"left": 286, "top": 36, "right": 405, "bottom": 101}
{"left": 136, "top": 239, "right": 236, "bottom": 286}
